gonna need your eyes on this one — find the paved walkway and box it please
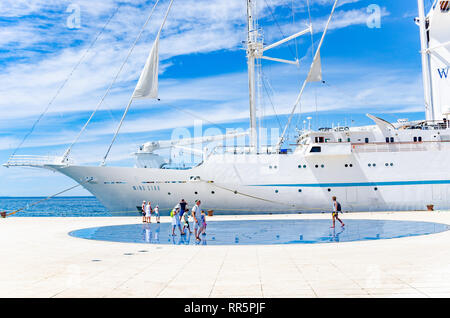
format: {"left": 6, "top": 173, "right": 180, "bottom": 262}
{"left": 1, "top": 212, "right": 450, "bottom": 298}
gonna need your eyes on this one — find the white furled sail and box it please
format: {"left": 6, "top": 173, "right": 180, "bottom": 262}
{"left": 307, "top": 52, "right": 323, "bottom": 82}
{"left": 428, "top": 1, "right": 450, "bottom": 119}
{"left": 132, "top": 35, "right": 160, "bottom": 99}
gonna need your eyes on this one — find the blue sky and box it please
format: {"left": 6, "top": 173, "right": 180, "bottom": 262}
{"left": 0, "top": 0, "right": 436, "bottom": 196}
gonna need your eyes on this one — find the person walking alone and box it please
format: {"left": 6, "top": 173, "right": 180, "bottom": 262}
{"left": 331, "top": 196, "right": 345, "bottom": 228}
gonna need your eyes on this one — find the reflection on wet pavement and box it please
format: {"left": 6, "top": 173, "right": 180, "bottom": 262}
{"left": 69, "top": 219, "right": 449, "bottom": 245}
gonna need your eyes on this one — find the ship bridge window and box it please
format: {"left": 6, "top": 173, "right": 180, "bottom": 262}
{"left": 310, "top": 146, "right": 321, "bottom": 153}
{"left": 314, "top": 137, "right": 325, "bottom": 143}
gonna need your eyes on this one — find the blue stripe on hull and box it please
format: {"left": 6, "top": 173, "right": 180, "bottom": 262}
{"left": 249, "top": 180, "right": 450, "bottom": 188}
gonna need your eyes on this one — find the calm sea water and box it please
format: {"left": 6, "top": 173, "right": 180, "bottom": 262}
{"left": 0, "top": 196, "right": 111, "bottom": 217}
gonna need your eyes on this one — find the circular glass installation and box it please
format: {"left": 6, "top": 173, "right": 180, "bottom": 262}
{"left": 69, "top": 219, "right": 449, "bottom": 246}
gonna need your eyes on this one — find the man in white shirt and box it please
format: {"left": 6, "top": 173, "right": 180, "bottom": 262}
{"left": 192, "top": 200, "right": 203, "bottom": 241}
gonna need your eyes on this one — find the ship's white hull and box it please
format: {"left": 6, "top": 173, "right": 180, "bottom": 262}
{"left": 49, "top": 143, "right": 450, "bottom": 214}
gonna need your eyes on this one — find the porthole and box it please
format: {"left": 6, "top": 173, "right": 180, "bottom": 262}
{"left": 274, "top": 165, "right": 278, "bottom": 169}
{"left": 211, "top": 191, "right": 215, "bottom": 194}
{"left": 373, "top": 163, "right": 376, "bottom": 167}
{"left": 194, "top": 191, "right": 198, "bottom": 195}
{"left": 345, "top": 164, "right": 348, "bottom": 168}
{"left": 303, "top": 165, "right": 307, "bottom": 168}
{"left": 374, "top": 187, "right": 378, "bottom": 191}
{"left": 390, "top": 163, "right": 394, "bottom": 166}
{"left": 234, "top": 190, "right": 238, "bottom": 194}
{"left": 298, "top": 165, "right": 301, "bottom": 168}
{"left": 168, "top": 192, "right": 171, "bottom": 195}
{"left": 321, "top": 164, "right": 324, "bottom": 168}
{"left": 315, "top": 165, "right": 319, "bottom": 168}
{"left": 275, "top": 190, "right": 279, "bottom": 193}
{"left": 269, "top": 165, "right": 272, "bottom": 169}
{"left": 349, "top": 164, "right": 353, "bottom": 167}
{"left": 368, "top": 164, "right": 371, "bottom": 167}
{"left": 385, "top": 163, "right": 389, "bottom": 166}
{"left": 298, "top": 189, "right": 302, "bottom": 193}
{"left": 327, "top": 188, "right": 331, "bottom": 192}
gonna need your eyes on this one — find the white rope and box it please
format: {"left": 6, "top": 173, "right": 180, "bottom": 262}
{"left": 9, "top": 5, "right": 121, "bottom": 162}
{"left": 277, "top": 0, "right": 339, "bottom": 149}
{"left": 102, "top": 0, "right": 174, "bottom": 166}
{"left": 62, "top": 0, "right": 161, "bottom": 163}
{"left": 5, "top": 178, "right": 92, "bottom": 217}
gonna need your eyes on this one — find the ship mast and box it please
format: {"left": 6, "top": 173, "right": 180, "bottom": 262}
{"left": 417, "top": 0, "right": 435, "bottom": 121}
{"left": 246, "top": 0, "right": 260, "bottom": 153}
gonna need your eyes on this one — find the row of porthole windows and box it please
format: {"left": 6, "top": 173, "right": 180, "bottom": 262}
{"left": 167, "top": 191, "right": 216, "bottom": 196}
{"left": 298, "top": 164, "right": 326, "bottom": 168}
{"left": 274, "top": 187, "right": 379, "bottom": 193}
{"left": 269, "top": 165, "right": 278, "bottom": 169}
{"left": 133, "top": 185, "right": 161, "bottom": 191}
{"left": 297, "top": 163, "right": 392, "bottom": 169}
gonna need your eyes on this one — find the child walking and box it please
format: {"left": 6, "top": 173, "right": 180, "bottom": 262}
{"left": 171, "top": 206, "right": 185, "bottom": 236}
{"left": 201, "top": 210, "right": 207, "bottom": 235}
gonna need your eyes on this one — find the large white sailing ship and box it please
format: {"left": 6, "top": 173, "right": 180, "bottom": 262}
{"left": 4, "top": 0, "right": 450, "bottom": 214}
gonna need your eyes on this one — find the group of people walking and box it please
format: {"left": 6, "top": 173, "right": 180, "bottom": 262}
{"left": 170, "top": 199, "right": 207, "bottom": 241}
{"left": 141, "top": 200, "right": 160, "bottom": 224}
{"left": 141, "top": 198, "right": 207, "bottom": 241}
{"left": 141, "top": 196, "right": 343, "bottom": 242}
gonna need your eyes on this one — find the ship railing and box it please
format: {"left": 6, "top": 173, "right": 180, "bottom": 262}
{"left": 3, "top": 155, "right": 70, "bottom": 167}
{"left": 400, "top": 119, "right": 450, "bottom": 130}
{"left": 351, "top": 141, "right": 447, "bottom": 153}
{"left": 211, "top": 146, "right": 280, "bottom": 155}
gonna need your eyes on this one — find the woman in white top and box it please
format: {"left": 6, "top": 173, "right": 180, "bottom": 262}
{"left": 145, "top": 201, "right": 152, "bottom": 223}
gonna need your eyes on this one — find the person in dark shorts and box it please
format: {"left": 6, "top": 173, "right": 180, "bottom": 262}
{"left": 331, "top": 196, "right": 345, "bottom": 228}
{"left": 179, "top": 199, "right": 187, "bottom": 219}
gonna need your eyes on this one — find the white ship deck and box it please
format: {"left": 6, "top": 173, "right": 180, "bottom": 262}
{"left": 2, "top": 211, "right": 450, "bottom": 298}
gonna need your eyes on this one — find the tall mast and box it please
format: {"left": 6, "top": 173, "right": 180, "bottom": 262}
{"left": 417, "top": 0, "right": 434, "bottom": 121}
{"left": 247, "top": 0, "right": 259, "bottom": 153}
